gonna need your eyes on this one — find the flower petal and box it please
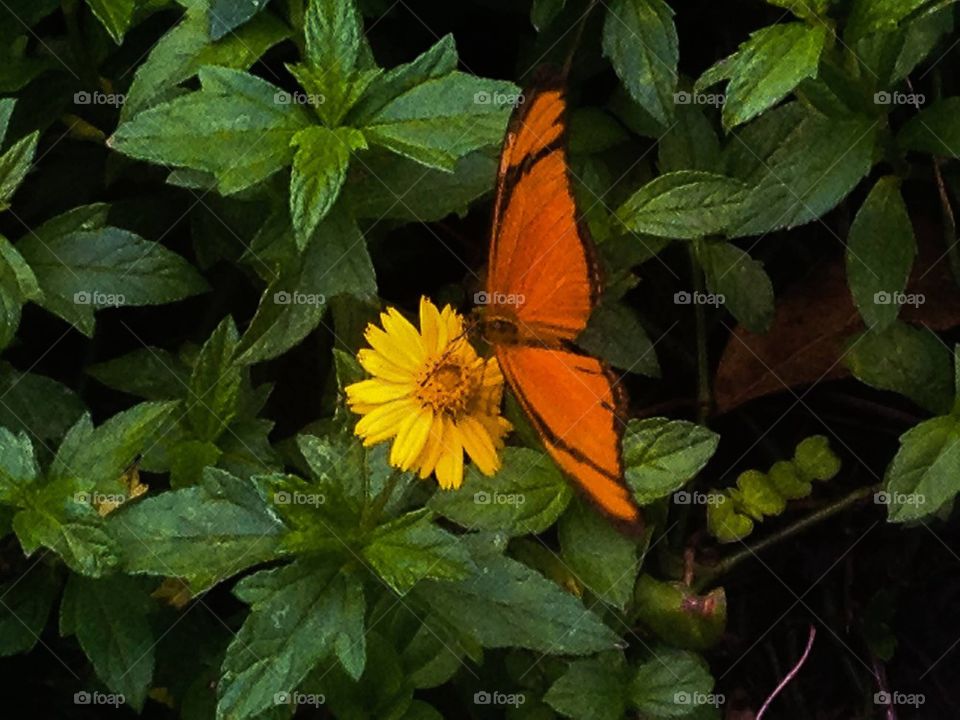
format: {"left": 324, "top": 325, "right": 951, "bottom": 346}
{"left": 358, "top": 348, "right": 414, "bottom": 384}
{"left": 390, "top": 406, "right": 434, "bottom": 471}
{"left": 419, "top": 297, "right": 443, "bottom": 356}
{"left": 456, "top": 416, "right": 500, "bottom": 476}
{"left": 434, "top": 417, "right": 464, "bottom": 489}
{"left": 346, "top": 378, "right": 414, "bottom": 407}
{"left": 414, "top": 415, "right": 446, "bottom": 479}
{"left": 355, "top": 398, "right": 418, "bottom": 445}
{"left": 365, "top": 325, "right": 422, "bottom": 373}
{"left": 381, "top": 307, "right": 426, "bottom": 364}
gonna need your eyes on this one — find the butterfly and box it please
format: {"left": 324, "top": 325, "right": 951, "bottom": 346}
{"left": 479, "top": 75, "right": 643, "bottom": 528}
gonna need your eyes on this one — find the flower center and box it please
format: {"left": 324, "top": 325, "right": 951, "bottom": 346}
{"left": 416, "top": 358, "right": 479, "bottom": 416}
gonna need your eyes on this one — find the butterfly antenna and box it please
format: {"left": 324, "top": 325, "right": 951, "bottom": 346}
{"left": 561, "top": 0, "right": 601, "bottom": 82}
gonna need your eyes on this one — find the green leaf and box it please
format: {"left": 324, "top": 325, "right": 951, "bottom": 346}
{"left": 602, "top": 0, "right": 678, "bottom": 128}
{"left": 617, "top": 171, "right": 749, "bottom": 239}
{"left": 414, "top": 536, "right": 620, "bottom": 655}
{"left": 13, "top": 499, "right": 119, "bottom": 577}
{"left": 187, "top": 318, "right": 242, "bottom": 441}
{"left": 545, "top": 652, "right": 630, "bottom": 720}
{"left": 62, "top": 574, "right": 155, "bottom": 710}
{"left": 218, "top": 560, "right": 366, "bottom": 720}
{"left": 630, "top": 647, "right": 716, "bottom": 717}
{"left": 236, "top": 209, "right": 375, "bottom": 364}
{"left": 107, "top": 468, "right": 286, "bottom": 592}
{"left": 304, "top": 0, "right": 364, "bottom": 75}
{"left": 0, "top": 562, "right": 58, "bottom": 656}
{"left": 633, "top": 575, "right": 727, "bottom": 650}
{"left": 122, "top": 5, "right": 290, "bottom": 119}
{"left": 559, "top": 498, "right": 639, "bottom": 609}
{"left": 0, "top": 364, "right": 85, "bottom": 447}
{"left": 110, "top": 66, "right": 311, "bottom": 195}
{"left": 726, "top": 103, "right": 878, "bottom": 237}
{"left": 846, "top": 0, "right": 932, "bottom": 42}
{"left": 17, "top": 226, "right": 208, "bottom": 337}
{"left": 658, "top": 104, "right": 721, "bottom": 173}
{"left": 51, "top": 402, "right": 178, "bottom": 493}
{"left": 359, "top": 72, "right": 517, "bottom": 171}
{"left": 0, "top": 426, "right": 38, "bottom": 505}
{"left": 0, "top": 130, "right": 37, "bottom": 210}
{"left": 87, "top": 348, "right": 191, "bottom": 400}
{"left": 532, "top": 0, "right": 566, "bottom": 30}
{"left": 290, "top": 126, "right": 362, "bottom": 249}
{"left": 845, "top": 322, "right": 953, "bottom": 414}
{"left": 884, "top": 414, "right": 960, "bottom": 522}
{"left": 699, "top": 23, "right": 827, "bottom": 130}
{"left": 846, "top": 177, "right": 916, "bottom": 331}
{"left": 765, "top": 0, "right": 830, "bottom": 19}
{"left": 578, "top": 300, "right": 660, "bottom": 377}
{"left": 898, "top": 97, "right": 960, "bottom": 158}
{"left": 623, "top": 418, "right": 720, "bottom": 504}
{"left": 208, "top": 0, "right": 271, "bottom": 39}
{"left": 86, "top": 0, "right": 136, "bottom": 43}
{"left": 361, "top": 509, "right": 475, "bottom": 595}
{"left": 428, "top": 447, "right": 573, "bottom": 536}
{"left": 700, "top": 241, "right": 775, "bottom": 333}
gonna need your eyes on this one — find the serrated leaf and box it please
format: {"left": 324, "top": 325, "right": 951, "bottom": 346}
{"left": 701, "top": 22, "right": 827, "bottom": 130}
{"left": 87, "top": 347, "right": 191, "bottom": 400}
{"left": 86, "top": 0, "right": 137, "bottom": 43}
{"left": 0, "top": 562, "right": 58, "bottom": 656}
{"left": 725, "top": 103, "right": 878, "bottom": 237}
{"left": 559, "top": 498, "right": 639, "bottom": 609}
{"left": 602, "top": 0, "right": 678, "bottom": 128}
{"left": 107, "top": 468, "right": 285, "bottom": 592}
{"left": 13, "top": 499, "right": 120, "bottom": 577}
{"left": 845, "top": 322, "right": 953, "bottom": 414}
{"left": 62, "top": 574, "right": 155, "bottom": 710}
{"left": 658, "top": 104, "right": 721, "bottom": 173}
{"left": 208, "top": 0, "right": 271, "bottom": 39}
{"left": 899, "top": 97, "right": 960, "bottom": 158}
{"left": 18, "top": 226, "right": 208, "bottom": 337}
{"left": 110, "top": 67, "right": 311, "bottom": 195}
{"left": 846, "top": 0, "right": 932, "bottom": 42}
{"left": 217, "top": 560, "right": 366, "bottom": 720}
{"left": 187, "top": 318, "right": 242, "bottom": 441}
{"left": 290, "top": 126, "right": 361, "bottom": 249}
{"left": 0, "top": 130, "right": 37, "bottom": 209}
{"left": 0, "top": 364, "right": 85, "bottom": 446}
{"left": 545, "top": 652, "right": 630, "bottom": 720}
{"left": 617, "top": 171, "right": 750, "bottom": 239}
{"left": 630, "top": 647, "right": 716, "bottom": 717}
{"left": 428, "top": 447, "right": 573, "bottom": 536}
{"left": 578, "top": 300, "right": 661, "bottom": 377}
{"left": 884, "top": 414, "right": 960, "bottom": 522}
{"left": 846, "top": 177, "right": 916, "bottom": 331}
{"left": 0, "top": 426, "right": 39, "bottom": 506}
{"left": 701, "top": 241, "right": 775, "bottom": 333}
{"left": 414, "top": 536, "right": 620, "bottom": 655}
{"left": 623, "top": 418, "right": 720, "bottom": 504}
{"left": 361, "top": 509, "right": 474, "bottom": 594}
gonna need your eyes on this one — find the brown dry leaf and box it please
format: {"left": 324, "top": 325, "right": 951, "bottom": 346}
{"left": 152, "top": 577, "right": 193, "bottom": 610}
{"left": 714, "top": 225, "right": 960, "bottom": 414}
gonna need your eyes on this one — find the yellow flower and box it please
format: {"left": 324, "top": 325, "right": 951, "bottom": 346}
{"left": 345, "top": 297, "right": 511, "bottom": 489}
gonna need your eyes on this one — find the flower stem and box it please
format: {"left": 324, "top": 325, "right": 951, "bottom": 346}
{"left": 693, "top": 484, "right": 877, "bottom": 591}
{"left": 362, "top": 470, "right": 402, "bottom": 530}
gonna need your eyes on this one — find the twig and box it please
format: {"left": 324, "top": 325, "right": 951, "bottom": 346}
{"left": 756, "top": 625, "right": 817, "bottom": 719}
{"left": 689, "top": 246, "right": 712, "bottom": 424}
{"left": 872, "top": 655, "right": 897, "bottom": 720}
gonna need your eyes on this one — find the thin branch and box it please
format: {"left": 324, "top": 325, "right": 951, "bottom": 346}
{"left": 756, "top": 625, "right": 817, "bottom": 720}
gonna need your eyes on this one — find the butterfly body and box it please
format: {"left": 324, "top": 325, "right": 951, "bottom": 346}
{"left": 483, "top": 76, "right": 643, "bottom": 528}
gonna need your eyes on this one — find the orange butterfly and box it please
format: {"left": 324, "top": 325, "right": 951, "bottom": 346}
{"left": 480, "top": 77, "right": 642, "bottom": 528}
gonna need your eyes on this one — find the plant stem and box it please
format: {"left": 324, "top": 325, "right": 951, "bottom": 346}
{"left": 693, "top": 484, "right": 877, "bottom": 591}
{"left": 362, "top": 470, "right": 402, "bottom": 530}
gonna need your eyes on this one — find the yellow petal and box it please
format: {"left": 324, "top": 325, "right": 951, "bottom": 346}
{"left": 355, "top": 398, "right": 418, "bottom": 445}
{"left": 365, "top": 324, "right": 422, "bottom": 373}
{"left": 419, "top": 297, "right": 443, "bottom": 355}
{"left": 390, "top": 407, "right": 434, "bottom": 471}
{"left": 456, "top": 416, "right": 499, "bottom": 476}
{"left": 438, "top": 304, "right": 463, "bottom": 346}
{"left": 435, "top": 422, "right": 464, "bottom": 490}
{"left": 346, "top": 378, "right": 414, "bottom": 406}
{"left": 415, "top": 416, "right": 446, "bottom": 479}
{"left": 358, "top": 348, "right": 414, "bottom": 384}
{"left": 381, "top": 307, "right": 426, "bottom": 363}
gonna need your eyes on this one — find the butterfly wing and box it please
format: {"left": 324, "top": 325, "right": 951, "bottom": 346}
{"left": 497, "top": 345, "right": 639, "bottom": 524}
{"left": 487, "top": 80, "right": 641, "bottom": 526}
